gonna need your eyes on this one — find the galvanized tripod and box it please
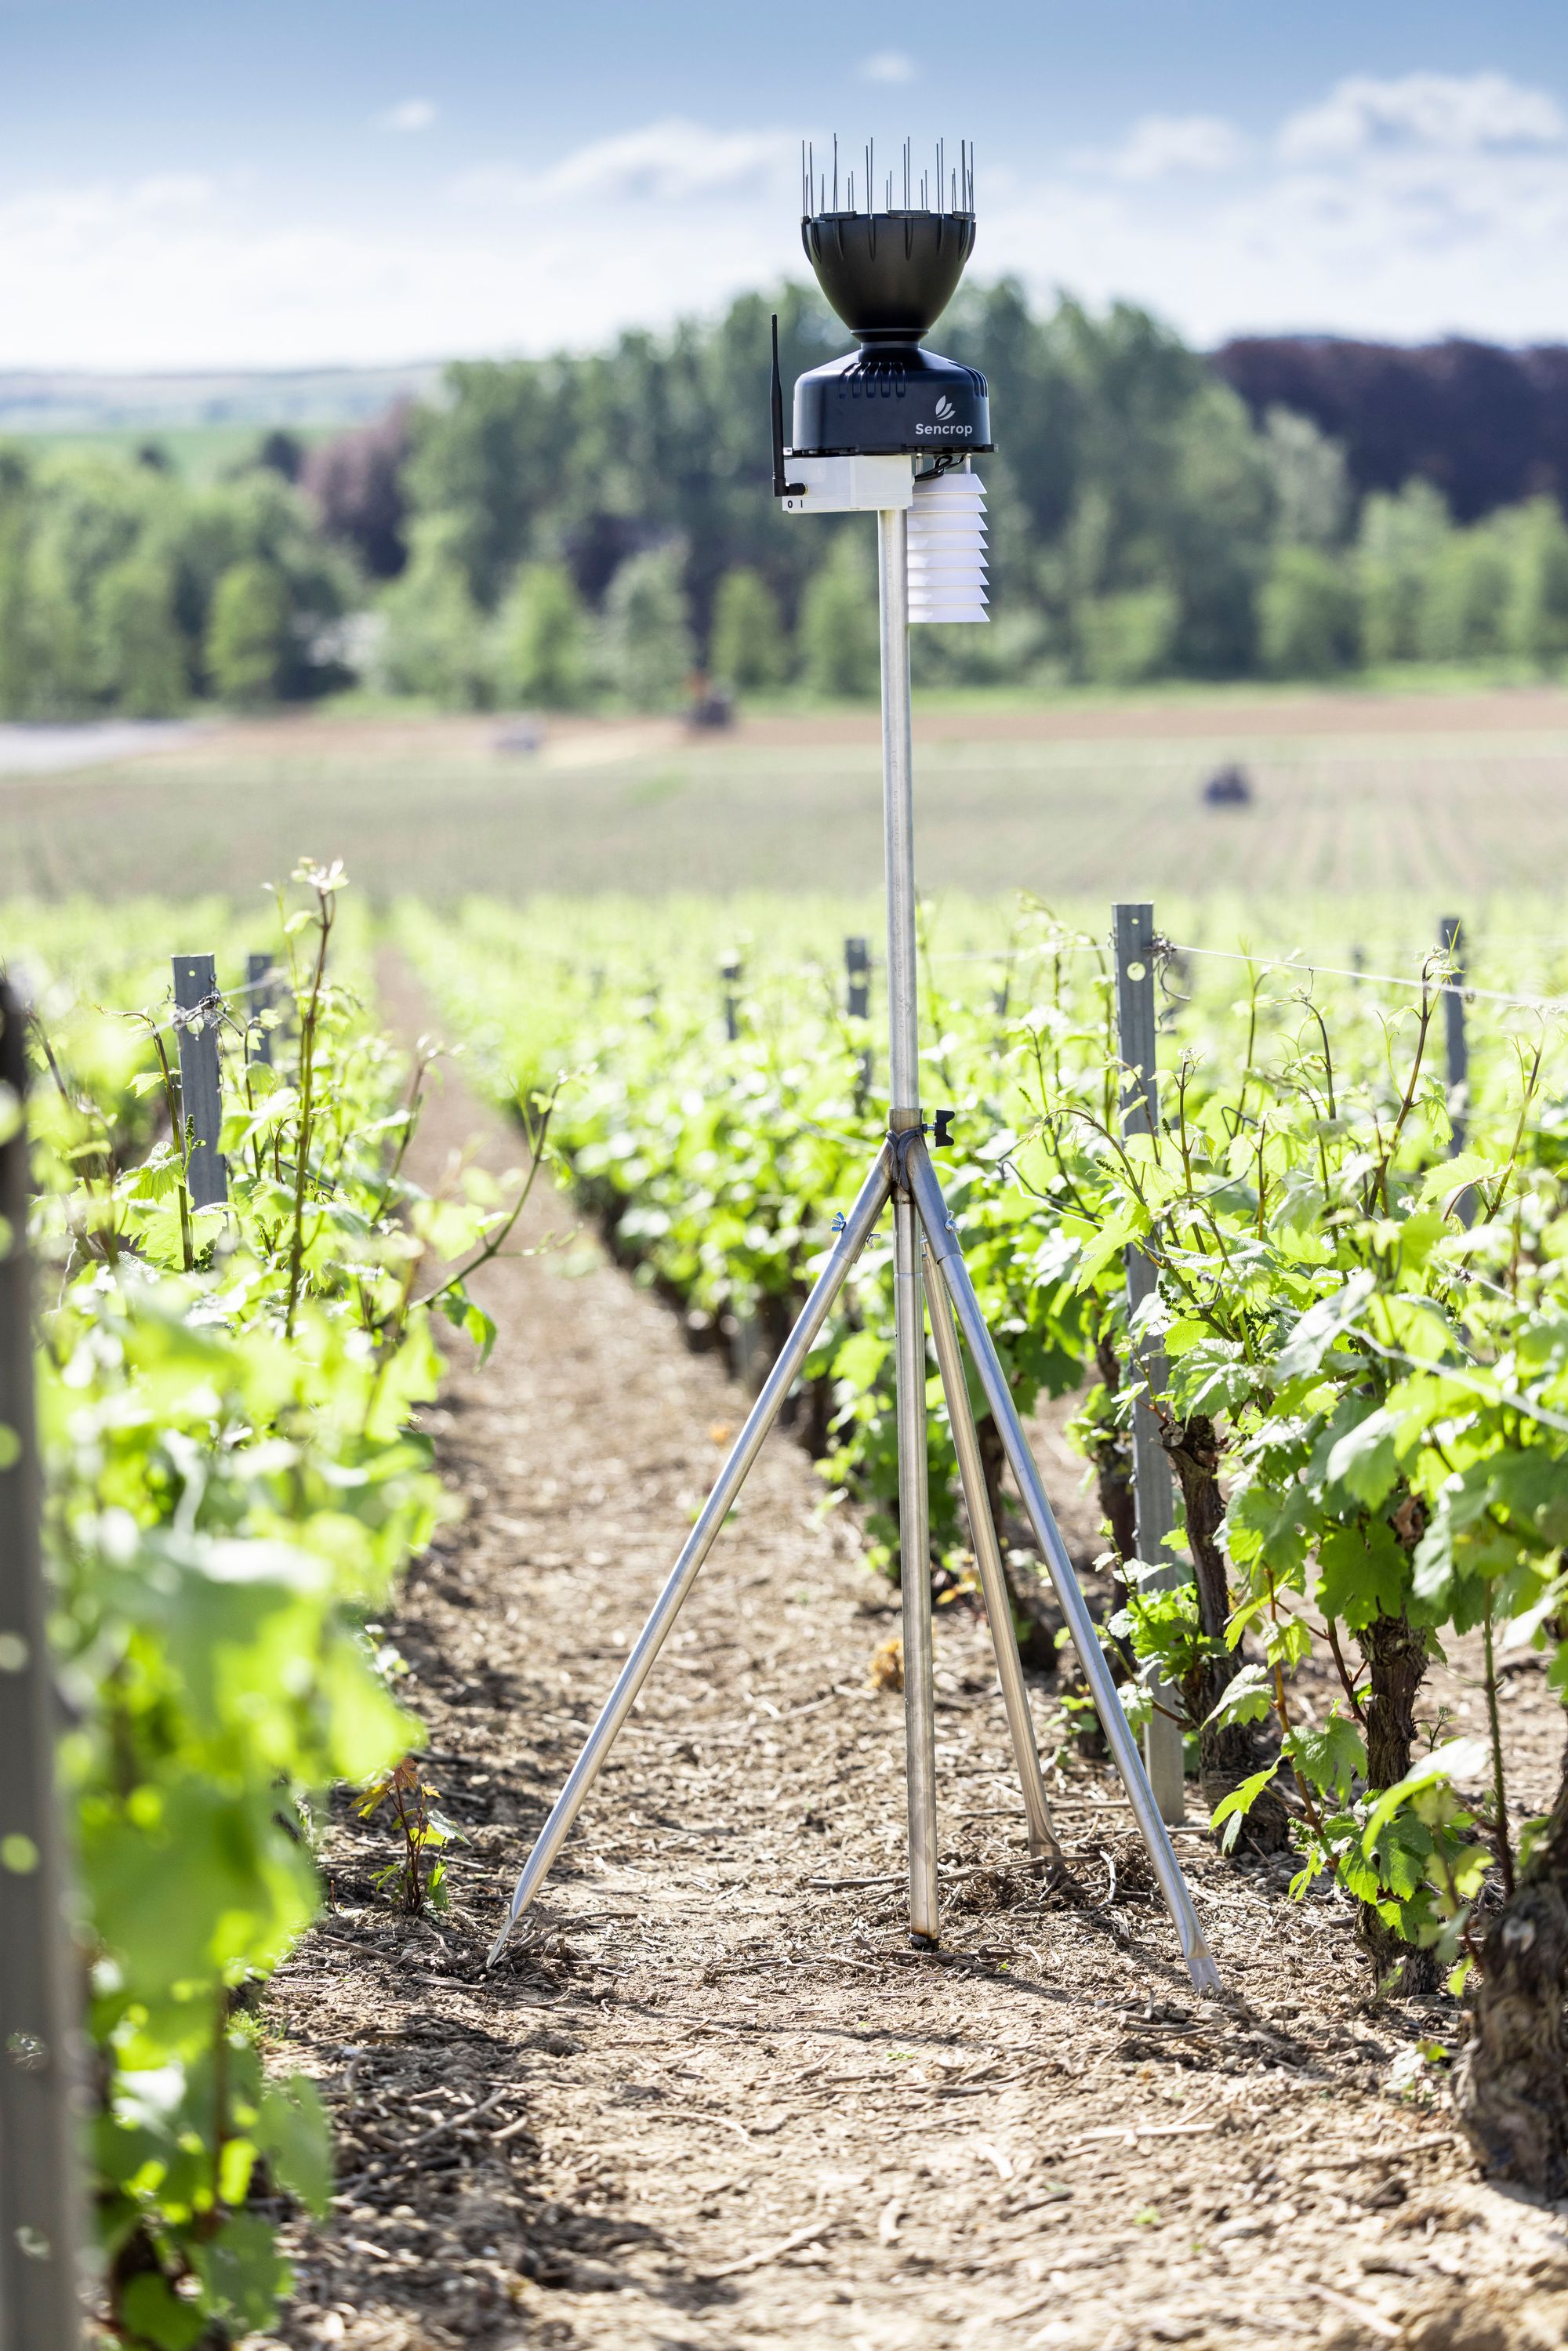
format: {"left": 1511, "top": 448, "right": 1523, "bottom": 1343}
{"left": 488, "top": 508, "right": 1220, "bottom": 1994}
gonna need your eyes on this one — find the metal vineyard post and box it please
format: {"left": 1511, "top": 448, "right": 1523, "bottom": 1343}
{"left": 172, "top": 954, "right": 228, "bottom": 1210}
{"left": 247, "top": 952, "right": 277, "bottom": 1068}
{"left": 0, "top": 979, "right": 83, "bottom": 2351}
{"left": 1439, "top": 915, "right": 1472, "bottom": 1225}
{"left": 844, "top": 937, "right": 872, "bottom": 1092}
{"left": 1112, "top": 903, "right": 1185, "bottom": 1825}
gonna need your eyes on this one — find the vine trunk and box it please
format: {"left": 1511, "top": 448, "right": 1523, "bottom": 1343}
{"left": 1454, "top": 1740, "right": 1568, "bottom": 2191}
{"left": 1164, "top": 1414, "right": 1290, "bottom": 1852}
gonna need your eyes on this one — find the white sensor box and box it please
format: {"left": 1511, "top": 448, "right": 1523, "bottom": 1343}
{"left": 779, "top": 454, "right": 914, "bottom": 514}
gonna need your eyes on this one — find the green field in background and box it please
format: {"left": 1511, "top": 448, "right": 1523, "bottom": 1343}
{"left": 6, "top": 420, "right": 336, "bottom": 480}
{"left": 9, "top": 700, "right": 1568, "bottom": 928}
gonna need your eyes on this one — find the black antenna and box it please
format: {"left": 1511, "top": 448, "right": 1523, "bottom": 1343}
{"left": 770, "top": 314, "right": 804, "bottom": 500}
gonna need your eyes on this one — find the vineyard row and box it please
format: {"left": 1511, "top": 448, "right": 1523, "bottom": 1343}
{"left": 402, "top": 887, "right": 1568, "bottom": 2192}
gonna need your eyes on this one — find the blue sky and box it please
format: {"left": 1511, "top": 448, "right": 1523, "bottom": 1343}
{"left": 5, "top": 1, "right": 1568, "bottom": 368}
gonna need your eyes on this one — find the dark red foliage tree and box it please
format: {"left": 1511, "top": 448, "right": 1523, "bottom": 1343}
{"left": 1214, "top": 336, "right": 1568, "bottom": 523}
{"left": 301, "top": 402, "right": 413, "bottom": 579}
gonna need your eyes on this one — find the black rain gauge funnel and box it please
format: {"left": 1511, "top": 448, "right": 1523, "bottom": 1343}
{"left": 788, "top": 136, "right": 991, "bottom": 458}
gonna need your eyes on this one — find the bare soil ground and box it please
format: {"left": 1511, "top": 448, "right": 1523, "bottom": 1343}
{"left": 136, "top": 684, "right": 1568, "bottom": 761}
{"left": 254, "top": 970, "right": 1568, "bottom": 2351}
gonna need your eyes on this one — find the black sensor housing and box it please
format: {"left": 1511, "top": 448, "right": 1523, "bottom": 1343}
{"left": 793, "top": 203, "right": 991, "bottom": 459}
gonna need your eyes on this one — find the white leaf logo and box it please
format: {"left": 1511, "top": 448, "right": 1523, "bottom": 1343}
{"left": 934, "top": 395, "right": 955, "bottom": 421}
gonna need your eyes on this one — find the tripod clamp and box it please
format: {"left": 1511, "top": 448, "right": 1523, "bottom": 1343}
{"left": 887, "top": 1111, "right": 956, "bottom": 1197}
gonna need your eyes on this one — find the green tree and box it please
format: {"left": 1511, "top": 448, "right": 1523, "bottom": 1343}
{"left": 601, "top": 544, "right": 694, "bottom": 709}
{"left": 1259, "top": 546, "right": 1360, "bottom": 677}
{"left": 1262, "top": 405, "right": 1350, "bottom": 547}
{"left": 1077, "top": 586, "right": 1178, "bottom": 684}
{"left": 1358, "top": 481, "right": 1451, "bottom": 664}
{"left": 402, "top": 361, "right": 576, "bottom": 608}
{"left": 495, "top": 562, "right": 589, "bottom": 707}
{"left": 798, "top": 535, "right": 880, "bottom": 698}
{"left": 205, "top": 559, "right": 291, "bottom": 706}
{"left": 374, "top": 516, "right": 493, "bottom": 706}
{"left": 92, "top": 552, "right": 190, "bottom": 713}
{"left": 709, "top": 566, "right": 789, "bottom": 690}
{"left": 1161, "top": 383, "right": 1273, "bottom": 673}
{"left": 1502, "top": 497, "right": 1568, "bottom": 669}
{"left": 180, "top": 473, "right": 353, "bottom": 696}
{"left": 1416, "top": 525, "right": 1512, "bottom": 662}
{"left": 0, "top": 448, "right": 36, "bottom": 717}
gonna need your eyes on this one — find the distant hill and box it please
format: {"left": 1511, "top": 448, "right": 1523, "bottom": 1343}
{"left": 0, "top": 363, "right": 442, "bottom": 437}
{"left": 1213, "top": 336, "right": 1568, "bottom": 523}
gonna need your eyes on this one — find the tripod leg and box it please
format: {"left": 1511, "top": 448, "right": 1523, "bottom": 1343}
{"left": 906, "top": 1140, "right": 1221, "bottom": 1996}
{"left": 488, "top": 1148, "right": 895, "bottom": 1965}
{"left": 894, "top": 1186, "right": 938, "bottom": 1944}
{"left": 926, "top": 1270, "right": 1062, "bottom": 1863}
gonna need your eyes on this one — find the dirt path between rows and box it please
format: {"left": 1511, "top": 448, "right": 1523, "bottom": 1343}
{"left": 259, "top": 964, "right": 1568, "bottom": 2351}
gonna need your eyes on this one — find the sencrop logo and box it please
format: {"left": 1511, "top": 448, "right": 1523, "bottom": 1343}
{"left": 916, "top": 394, "right": 972, "bottom": 439}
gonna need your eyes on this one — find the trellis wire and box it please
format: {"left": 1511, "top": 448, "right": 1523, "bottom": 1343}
{"left": 1164, "top": 940, "right": 1568, "bottom": 1018}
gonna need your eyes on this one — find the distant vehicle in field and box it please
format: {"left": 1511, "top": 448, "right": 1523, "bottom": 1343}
{"left": 1203, "top": 763, "right": 1254, "bottom": 807}
{"left": 685, "top": 683, "right": 735, "bottom": 732}
{"left": 495, "top": 719, "right": 544, "bottom": 755}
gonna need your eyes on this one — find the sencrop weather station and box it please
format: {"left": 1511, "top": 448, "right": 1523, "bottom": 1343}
{"left": 492, "top": 142, "right": 1219, "bottom": 1994}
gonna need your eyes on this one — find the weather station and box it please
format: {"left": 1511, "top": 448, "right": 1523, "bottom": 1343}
{"left": 492, "top": 140, "right": 1219, "bottom": 1997}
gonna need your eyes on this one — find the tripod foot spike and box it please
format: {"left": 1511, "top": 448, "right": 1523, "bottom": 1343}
{"left": 1187, "top": 1948, "right": 1223, "bottom": 1997}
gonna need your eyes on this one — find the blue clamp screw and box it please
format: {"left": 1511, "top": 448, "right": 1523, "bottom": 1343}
{"left": 831, "top": 1210, "right": 848, "bottom": 1235}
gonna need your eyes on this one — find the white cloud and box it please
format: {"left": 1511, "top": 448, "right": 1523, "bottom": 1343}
{"left": 1279, "top": 71, "right": 1564, "bottom": 162}
{"left": 456, "top": 117, "right": 794, "bottom": 208}
{"left": 1076, "top": 114, "right": 1245, "bottom": 183}
{"left": 859, "top": 52, "right": 916, "bottom": 85}
{"left": 982, "top": 136, "right": 1568, "bottom": 345}
{"left": 379, "top": 98, "right": 437, "bottom": 133}
{"left": 0, "top": 165, "right": 801, "bottom": 369}
{"left": 13, "top": 75, "right": 1568, "bottom": 372}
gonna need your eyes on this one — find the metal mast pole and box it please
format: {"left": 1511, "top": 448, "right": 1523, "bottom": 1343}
{"left": 878, "top": 505, "right": 938, "bottom": 1943}
{"left": 879, "top": 507, "right": 920, "bottom": 1130}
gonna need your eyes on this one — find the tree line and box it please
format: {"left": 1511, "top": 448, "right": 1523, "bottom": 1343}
{"left": 6, "top": 284, "right": 1568, "bottom": 718}
{"left": 1216, "top": 334, "right": 1568, "bottom": 521}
